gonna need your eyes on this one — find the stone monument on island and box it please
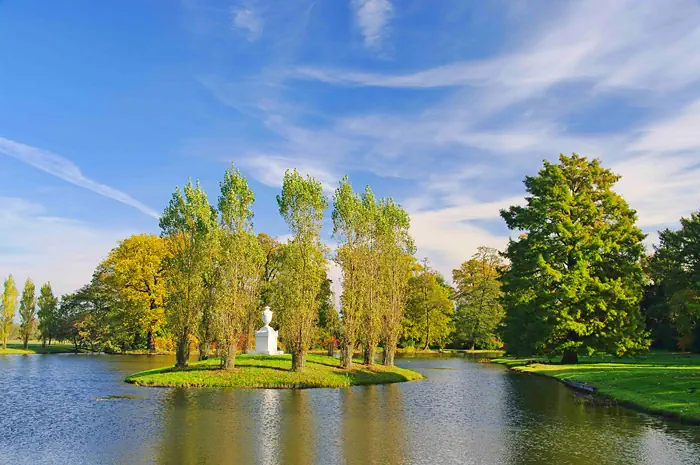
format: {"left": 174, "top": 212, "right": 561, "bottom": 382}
{"left": 248, "top": 306, "right": 283, "bottom": 355}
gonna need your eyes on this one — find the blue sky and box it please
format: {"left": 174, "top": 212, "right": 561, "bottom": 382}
{"left": 2, "top": 0, "right": 700, "bottom": 297}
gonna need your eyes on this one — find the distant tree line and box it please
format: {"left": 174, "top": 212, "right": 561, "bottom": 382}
{"left": 5, "top": 154, "right": 698, "bottom": 364}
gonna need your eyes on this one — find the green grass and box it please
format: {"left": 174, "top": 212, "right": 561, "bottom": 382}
{"left": 0, "top": 340, "right": 77, "bottom": 355}
{"left": 492, "top": 351, "right": 700, "bottom": 423}
{"left": 125, "top": 354, "right": 424, "bottom": 389}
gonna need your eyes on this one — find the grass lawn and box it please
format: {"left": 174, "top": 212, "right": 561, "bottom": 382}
{"left": 125, "top": 354, "right": 424, "bottom": 389}
{"left": 0, "top": 340, "right": 77, "bottom": 355}
{"left": 492, "top": 351, "right": 700, "bottom": 423}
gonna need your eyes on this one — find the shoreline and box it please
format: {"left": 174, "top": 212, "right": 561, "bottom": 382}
{"left": 125, "top": 353, "right": 424, "bottom": 389}
{"left": 490, "top": 353, "right": 700, "bottom": 425}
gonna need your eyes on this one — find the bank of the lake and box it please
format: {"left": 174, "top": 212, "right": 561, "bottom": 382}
{"left": 492, "top": 351, "right": 700, "bottom": 423}
{"left": 0, "top": 341, "right": 77, "bottom": 355}
{"left": 125, "top": 353, "right": 423, "bottom": 388}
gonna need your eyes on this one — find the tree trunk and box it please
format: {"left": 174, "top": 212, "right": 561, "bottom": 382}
{"left": 364, "top": 344, "right": 376, "bottom": 366}
{"left": 2, "top": 336, "right": 6, "bottom": 350}
{"left": 292, "top": 350, "right": 306, "bottom": 371}
{"left": 198, "top": 340, "right": 210, "bottom": 361}
{"left": 42, "top": 338, "right": 46, "bottom": 349}
{"left": 383, "top": 345, "right": 395, "bottom": 367}
{"left": 147, "top": 330, "right": 156, "bottom": 353}
{"left": 470, "top": 342, "right": 476, "bottom": 351}
{"left": 223, "top": 342, "right": 237, "bottom": 370}
{"left": 23, "top": 335, "right": 29, "bottom": 350}
{"left": 341, "top": 342, "right": 353, "bottom": 369}
{"left": 175, "top": 331, "right": 190, "bottom": 368}
{"left": 327, "top": 339, "right": 334, "bottom": 357}
{"left": 49, "top": 337, "right": 52, "bottom": 346}
{"left": 561, "top": 350, "right": 578, "bottom": 364}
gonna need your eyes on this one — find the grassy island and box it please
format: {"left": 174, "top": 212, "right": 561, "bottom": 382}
{"left": 492, "top": 351, "right": 700, "bottom": 423}
{"left": 125, "top": 354, "right": 424, "bottom": 389}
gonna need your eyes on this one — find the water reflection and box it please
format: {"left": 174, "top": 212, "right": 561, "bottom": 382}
{"left": 1, "top": 354, "right": 699, "bottom": 465}
{"left": 341, "top": 384, "right": 406, "bottom": 465}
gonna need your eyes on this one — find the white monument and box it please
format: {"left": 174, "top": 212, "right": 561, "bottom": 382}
{"left": 248, "top": 306, "right": 283, "bottom": 355}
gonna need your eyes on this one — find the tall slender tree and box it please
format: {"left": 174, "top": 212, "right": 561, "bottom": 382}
{"left": 1, "top": 275, "right": 19, "bottom": 350}
{"left": 160, "top": 180, "right": 218, "bottom": 368}
{"left": 378, "top": 198, "right": 415, "bottom": 366}
{"left": 332, "top": 177, "right": 365, "bottom": 369}
{"left": 216, "top": 164, "right": 265, "bottom": 369}
{"left": 37, "top": 283, "right": 59, "bottom": 347}
{"left": 275, "top": 169, "right": 328, "bottom": 371}
{"left": 500, "top": 154, "right": 649, "bottom": 363}
{"left": 19, "top": 278, "right": 37, "bottom": 349}
{"left": 358, "top": 187, "right": 385, "bottom": 365}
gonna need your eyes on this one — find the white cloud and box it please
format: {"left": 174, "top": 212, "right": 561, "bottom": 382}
{"left": 0, "top": 197, "right": 133, "bottom": 298}
{"left": 351, "top": 0, "right": 393, "bottom": 50}
{"left": 238, "top": 153, "right": 337, "bottom": 194}
{"left": 231, "top": 6, "right": 263, "bottom": 42}
{"left": 0, "top": 137, "right": 159, "bottom": 219}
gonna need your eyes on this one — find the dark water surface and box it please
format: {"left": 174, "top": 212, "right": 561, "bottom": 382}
{"left": 1, "top": 353, "right": 699, "bottom": 465}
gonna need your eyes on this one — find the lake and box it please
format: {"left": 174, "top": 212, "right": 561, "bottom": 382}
{"left": 1, "top": 353, "right": 699, "bottom": 464}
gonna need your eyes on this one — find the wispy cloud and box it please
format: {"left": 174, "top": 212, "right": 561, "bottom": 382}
{"left": 231, "top": 3, "right": 263, "bottom": 42}
{"left": 0, "top": 137, "right": 159, "bottom": 219}
{"left": 351, "top": 0, "right": 393, "bottom": 50}
{"left": 0, "top": 197, "right": 133, "bottom": 296}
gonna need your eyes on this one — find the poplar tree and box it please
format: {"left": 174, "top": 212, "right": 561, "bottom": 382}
{"left": 160, "top": 180, "right": 218, "bottom": 368}
{"left": 1, "top": 275, "right": 18, "bottom": 350}
{"left": 216, "top": 164, "right": 265, "bottom": 369}
{"left": 37, "top": 283, "right": 59, "bottom": 347}
{"left": 19, "top": 278, "right": 37, "bottom": 349}
{"left": 404, "top": 265, "right": 453, "bottom": 349}
{"left": 500, "top": 154, "right": 649, "bottom": 363}
{"left": 378, "top": 198, "right": 415, "bottom": 366}
{"left": 332, "top": 177, "right": 365, "bottom": 369}
{"left": 358, "top": 187, "right": 385, "bottom": 365}
{"left": 276, "top": 169, "right": 328, "bottom": 371}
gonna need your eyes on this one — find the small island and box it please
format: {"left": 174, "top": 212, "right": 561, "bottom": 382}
{"left": 125, "top": 354, "right": 423, "bottom": 389}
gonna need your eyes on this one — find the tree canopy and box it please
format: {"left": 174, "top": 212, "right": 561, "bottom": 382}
{"left": 500, "top": 154, "right": 649, "bottom": 363}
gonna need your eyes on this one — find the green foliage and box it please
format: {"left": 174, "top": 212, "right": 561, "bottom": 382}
{"left": 1, "top": 274, "right": 19, "bottom": 350}
{"left": 494, "top": 351, "right": 700, "bottom": 422}
{"left": 101, "top": 234, "right": 170, "bottom": 352}
{"left": 160, "top": 179, "right": 219, "bottom": 367}
{"left": 18, "top": 278, "right": 37, "bottom": 349}
{"left": 649, "top": 210, "right": 700, "bottom": 352}
{"left": 275, "top": 169, "right": 328, "bottom": 371}
{"left": 404, "top": 265, "right": 454, "bottom": 350}
{"left": 125, "top": 354, "right": 422, "bottom": 389}
{"left": 452, "top": 247, "right": 504, "bottom": 350}
{"left": 216, "top": 164, "right": 265, "bottom": 369}
{"left": 316, "top": 277, "right": 339, "bottom": 354}
{"left": 37, "top": 283, "right": 59, "bottom": 346}
{"left": 500, "top": 154, "right": 649, "bottom": 362}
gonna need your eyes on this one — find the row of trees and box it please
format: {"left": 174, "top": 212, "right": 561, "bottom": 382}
{"left": 9, "top": 153, "right": 698, "bottom": 365}
{"left": 1, "top": 276, "right": 60, "bottom": 349}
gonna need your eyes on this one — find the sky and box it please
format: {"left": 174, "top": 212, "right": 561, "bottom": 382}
{"left": 2, "top": 0, "right": 700, "bottom": 300}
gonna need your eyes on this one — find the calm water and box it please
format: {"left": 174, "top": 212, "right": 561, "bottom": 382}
{"left": 1, "top": 354, "right": 699, "bottom": 465}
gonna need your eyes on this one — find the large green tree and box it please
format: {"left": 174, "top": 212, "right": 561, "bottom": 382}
{"left": 37, "top": 282, "right": 59, "bottom": 347}
{"left": 500, "top": 154, "right": 649, "bottom": 363}
{"left": 1, "top": 274, "right": 19, "bottom": 350}
{"left": 160, "top": 180, "right": 218, "bottom": 368}
{"left": 275, "top": 169, "right": 328, "bottom": 371}
{"left": 216, "top": 164, "right": 265, "bottom": 369}
{"left": 18, "top": 278, "right": 37, "bottom": 349}
{"left": 101, "top": 234, "right": 170, "bottom": 352}
{"left": 452, "top": 247, "right": 504, "bottom": 350}
{"left": 650, "top": 210, "right": 700, "bottom": 351}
